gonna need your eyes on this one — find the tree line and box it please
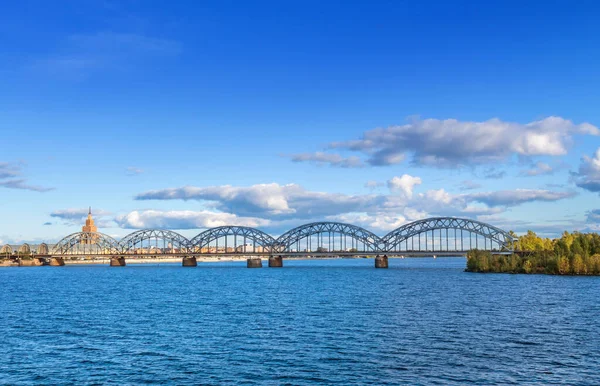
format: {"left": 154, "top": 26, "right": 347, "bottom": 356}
{"left": 466, "top": 231, "right": 600, "bottom": 275}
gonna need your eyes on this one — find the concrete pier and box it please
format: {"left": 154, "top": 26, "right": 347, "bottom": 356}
{"left": 247, "top": 257, "right": 263, "bottom": 268}
{"left": 182, "top": 256, "right": 197, "bottom": 267}
{"left": 49, "top": 257, "right": 65, "bottom": 266}
{"left": 19, "top": 258, "right": 45, "bottom": 267}
{"left": 375, "top": 254, "right": 389, "bottom": 268}
{"left": 268, "top": 255, "right": 283, "bottom": 267}
{"left": 110, "top": 256, "right": 126, "bottom": 266}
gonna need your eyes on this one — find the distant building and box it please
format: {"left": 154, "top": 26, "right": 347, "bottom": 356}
{"left": 81, "top": 207, "right": 99, "bottom": 244}
{"left": 235, "top": 243, "right": 265, "bottom": 253}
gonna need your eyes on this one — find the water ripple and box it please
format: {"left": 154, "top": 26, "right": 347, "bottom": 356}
{"left": 1, "top": 258, "right": 599, "bottom": 384}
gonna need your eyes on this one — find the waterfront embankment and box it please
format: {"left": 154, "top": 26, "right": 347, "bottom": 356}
{"left": 0, "top": 256, "right": 349, "bottom": 266}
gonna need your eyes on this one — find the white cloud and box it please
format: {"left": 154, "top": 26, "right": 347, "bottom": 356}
{"left": 134, "top": 182, "right": 576, "bottom": 232}
{"left": 387, "top": 174, "right": 422, "bottom": 198}
{"left": 326, "top": 213, "right": 408, "bottom": 232}
{"left": 324, "top": 116, "right": 598, "bottom": 167}
{"left": 573, "top": 148, "right": 600, "bottom": 194}
{"left": 136, "top": 183, "right": 384, "bottom": 219}
{"left": 115, "top": 210, "right": 270, "bottom": 229}
{"left": 0, "top": 162, "right": 54, "bottom": 192}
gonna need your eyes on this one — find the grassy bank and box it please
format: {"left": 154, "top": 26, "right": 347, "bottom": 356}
{"left": 466, "top": 231, "right": 600, "bottom": 275}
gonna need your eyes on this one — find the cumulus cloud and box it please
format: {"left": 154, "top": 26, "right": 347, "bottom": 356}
{"left": 326, "top": 213, "right": 408, "bottom": 232}
{"left": 134, "top": 182, "right": 576, "bottom": 233}
{"left": 135, "top": 183, "right": 384, "bottom": 219}
{"left": 115, "top": 210, "right": 270, "bottom": 229}
{"left": 287, "top": 152, "right": 364, "bottom": 168}
{"left": 322, "top": 116, "right": 599, "bottom": 167}
{"left": 573, "top": 148, "right": 600, "bottom": 193}
{"left": 387, "top": 174, "right": 422, "bottom": 198}
{"left": 521, "top": 162, "right": 554, "bottom": 176}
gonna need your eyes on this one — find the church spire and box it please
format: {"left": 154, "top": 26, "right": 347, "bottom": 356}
{"left": 89, "top": 206, "right": 91, "bottom": 215}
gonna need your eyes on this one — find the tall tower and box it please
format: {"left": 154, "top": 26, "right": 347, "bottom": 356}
{"left": 82, "top": 207, "right": 98, "bottom": 233}
{"left": 81, "top": 207, "right": 98, "bottom": 244}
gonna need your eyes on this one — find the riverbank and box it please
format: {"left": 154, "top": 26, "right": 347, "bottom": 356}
{"left": 466, "top": 249, "right": 600, "bottom": 275}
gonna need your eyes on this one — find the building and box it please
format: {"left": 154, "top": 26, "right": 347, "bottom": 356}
{"left": 81, "top": 207, "right": 99, "bottom": 244}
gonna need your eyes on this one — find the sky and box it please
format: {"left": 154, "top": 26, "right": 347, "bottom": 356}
{"left": 1, "top": 0, "right": 599, "bottom": 244}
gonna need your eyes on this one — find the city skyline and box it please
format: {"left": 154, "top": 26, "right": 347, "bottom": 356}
{"left": 1, "top": 1, "right": 600, "bottom": 244}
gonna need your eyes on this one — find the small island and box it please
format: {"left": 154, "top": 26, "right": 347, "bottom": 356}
{"left": 466, "top": 231, "right": 600, "bottom": 275}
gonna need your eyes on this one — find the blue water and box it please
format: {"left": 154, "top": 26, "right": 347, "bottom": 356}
{"left": 1, "top": 258, "right": 599, "bottom": 385}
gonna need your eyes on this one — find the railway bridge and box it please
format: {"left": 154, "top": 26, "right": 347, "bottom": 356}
{"left": 2, "top": 217, "right": 515, "bottom": 268}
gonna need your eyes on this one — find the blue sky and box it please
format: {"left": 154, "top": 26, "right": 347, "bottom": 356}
{"left": 1, "top": 0, "right": 599, "bottom": 243}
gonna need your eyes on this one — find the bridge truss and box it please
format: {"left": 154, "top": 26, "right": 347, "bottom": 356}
{"left": 190, "top": 226, "right": 277, "bottom": 254}
{"left": 381, "top": 217, "right": 514, "bottom": 253}
{"left": 42, "top": 217, "right": 515, "bottom": 258}
{"left": 275, "top": 222, "right": 382, "bottom": 253}
{"left": 120, "top": 229, "right": 191, "bottom": 255}
{"left": 52, "top": 232, "right": 121, "bottom": 256}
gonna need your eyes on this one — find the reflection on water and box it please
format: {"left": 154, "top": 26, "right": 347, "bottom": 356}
{"left": 1, "top": 258, "right": 599, "bottom": 384}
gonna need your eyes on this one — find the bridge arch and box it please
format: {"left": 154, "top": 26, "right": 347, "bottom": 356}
{"left": 18, "top": 243, "right": 31, "bottom": 255}
{"left": 1, "top": 244, "right": 13, "bottom": 256}
{"left": 119, "top": 229, "right": 191, "bottom": 254}
{"left": 51, "top": 232, "right": 122, "bottom": 255}
{"left": 190, "top": 226, "right": 276, "bottom": 254}
{"left": 275, "top": 222, "right": 382, "bottom": 253}
{"left": 37, "top": 243, "right": 49, "bottom": 255}
{"left": 382, "top": 217, "right": 514, "bottom": 252}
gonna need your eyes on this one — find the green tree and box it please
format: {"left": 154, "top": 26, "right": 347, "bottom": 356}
{"left": 571, "top": 254, "right": 584, "bottom": 275}
{"left": 557, "top": 256, "right": 570, "bottom": 274}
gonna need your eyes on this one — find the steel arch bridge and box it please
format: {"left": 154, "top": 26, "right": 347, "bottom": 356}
{"left": 190, "top": 226, "right": 277, "bottom": 254}
{"left": 52, "top": 232, "right": 122, "bottom": 255}
{"left": 382, "top": 217, "right": 514, "bottom": 253}
{"left": 275, "top": 222, "right": 382, "bottom": 253}
{"left": 37, "top": 243, "right": 50, "bottom": 255}
{"left": 43, "top": 217, "right": 515, "bottom": 259}
{"left": 120, "top": 229, "right": 191, "bottom": 254}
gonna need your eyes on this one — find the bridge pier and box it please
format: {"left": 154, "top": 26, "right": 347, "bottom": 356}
{"left": 18, "top": 258, "right": 45, "bottom": 267}
{"left": 375, "top": 254, "right": 388, "bottom": 268}
{"left": 49, "top": 257, "right": 65, "bottom": 266}
{"left": 247, "top": 257, "right": 263, "bottom": 268}
{"left": 182, "top": 256, "right": 197, "bottom": 267}
{"left": 268, "top": 255, "right": 283, "bottom": 267}
{"left": 110, "top": 256, "right": 126, "bottom": 266}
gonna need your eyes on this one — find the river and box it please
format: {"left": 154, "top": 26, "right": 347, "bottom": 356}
{"left": 1, "top": 258, "right": 598, "bottom": 384}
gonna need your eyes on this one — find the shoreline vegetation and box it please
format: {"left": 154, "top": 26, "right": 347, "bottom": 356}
{"left": 466, "top": 231, "right": 600, "bottom": 275}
